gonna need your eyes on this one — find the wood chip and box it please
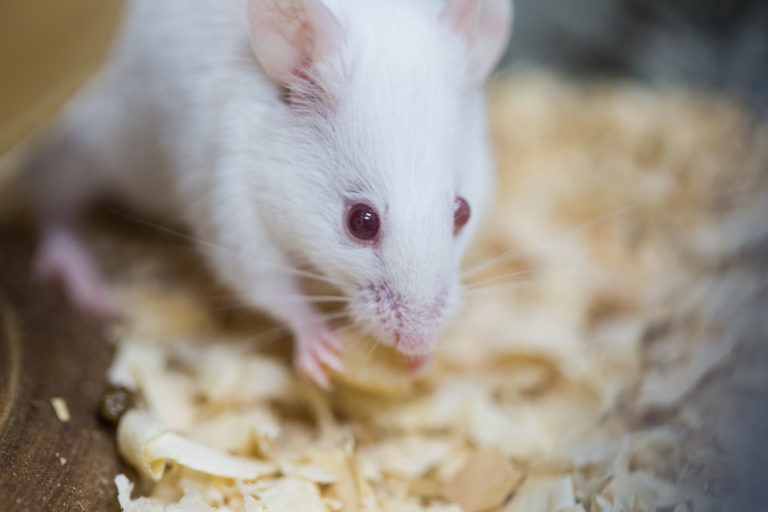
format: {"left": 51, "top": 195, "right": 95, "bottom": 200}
{"left": 50, "top": 397, "right": 71, "bottom": 423}
{"left": 442, "top": 448, "right": 522, "bottom": 512}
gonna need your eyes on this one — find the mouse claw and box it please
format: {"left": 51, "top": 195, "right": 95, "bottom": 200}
{"left": 296, "top": 349, "right": 331, "bottom": 389}
{"left": 294, "top": 326, "right": 345, "bottom": 389}
{"left": 323, "top": 332, "right": 345, "bottom": 353}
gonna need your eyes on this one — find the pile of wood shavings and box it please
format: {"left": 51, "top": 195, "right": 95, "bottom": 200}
{"left": 107, "top": 71, "right": 768, "bottom": 512}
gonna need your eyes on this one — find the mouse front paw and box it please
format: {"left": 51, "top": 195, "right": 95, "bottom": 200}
{"left": 293, "top": 325, "right": 344, "bottom": 389}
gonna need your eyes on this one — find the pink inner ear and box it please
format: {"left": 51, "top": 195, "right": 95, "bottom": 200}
{"left": 440, "top": 0, "right": 512, "bottom": 79}
{"left": 304, "top": 1, "right": 343, "bottom": 65}
{"left": 248, "top": 0, "right": 343, "bottom": 84}
{"left": 443, "top": 0, "right": 481, "bottom": 46}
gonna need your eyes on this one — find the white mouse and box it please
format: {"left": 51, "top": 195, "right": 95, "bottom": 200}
{"left": 21, "top": 0, "right": 512, "bottom": 387}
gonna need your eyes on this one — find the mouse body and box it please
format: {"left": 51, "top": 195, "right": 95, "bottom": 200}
{"left": 22, "top": 0, "right": 512, "bottom": 386}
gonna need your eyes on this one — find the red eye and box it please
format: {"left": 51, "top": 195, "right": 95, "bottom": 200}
{"left": 454, "top": 196, "right": 470, "bottom": 235}
{"left": 347, "top": 203, "right": 380, "bottom": 241}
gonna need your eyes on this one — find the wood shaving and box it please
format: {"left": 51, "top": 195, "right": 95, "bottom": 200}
{"left": 50, "top": 397, "right": 71, "bottom": 423}
{"left": 442, "top": 448, "right": 522, "bottom": 512}
{"left": 504, "top": 475, "right": 576, "bottom": 512}
{"left": 103, "top": 71, "right": 768, "bottom": 511}
{"left": 117, "top": 410, "right": 278, "bottom": 481}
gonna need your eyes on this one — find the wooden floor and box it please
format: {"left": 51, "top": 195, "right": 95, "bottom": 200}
{"left": 0, "top": 226, "right": 129, "bottom": 512}
{"left": 0, "top": 0, "right": 123, "bottom": 156}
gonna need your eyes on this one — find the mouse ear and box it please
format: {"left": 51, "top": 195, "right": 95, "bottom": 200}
{"left": 440, "top": 0, "right": 513, "bottom": 79}
{"left": 247, "top": 0, "right": 343, "bottom": 84}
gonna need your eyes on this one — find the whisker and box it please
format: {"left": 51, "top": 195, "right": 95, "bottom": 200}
{"left": 240, "top": 324, "right": 294, "bottom": 349}
{"left": 204, "top": 303, "right": 351, "bottom": 316}
{"left": 317, "top": 311, "right": 351, "bottom": 322}
{"left": 464, "top": 272, "right": 578, "bottom": 295}
{"left": 333, "top": 324, "right": 356, "bottom": 334}
{"left": 460, "top": 299, "right": 536, "bottom": 314}
{"left": 461, "top": 304, "right": 516, "bottom": 315}
{"left": 302, "top": 296, "right": 352, "bottom": 304}
{"left": 202, "top": 294, "right": 351, "bottom": 308}
{"left": 108, "top": 209, "right": 346, "bottom": 287}
{"left": 203, "top": 307, "right": 351, "bottom": 349}
{"left": 361, "top": 337, "right": 381, "bottom": 366}
{"left": 242, "top": 314, "right": 351, "bottom": 349}
{"left": 465, "top": 281, "right": 539, "bottom": 295}
{"left": 194, "top": 290, "right": 350, "bottom": 301}
{"left": 462, "top": 206, "right": 632, "bottom": 279}
{"left": 464, "top": 269, "right": 540, "bottom": 289}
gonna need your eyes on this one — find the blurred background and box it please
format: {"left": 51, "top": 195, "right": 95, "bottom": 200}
{"left": 0, "top": 0, "right": 122, "bottom": 156}
{"left": 3, "top": 0, "right": 768, "bottom": 155}
{"left": 3, "top": 0, "right": 768, "bottom": 156}
{"left": 507, "top": 0, "right": 768, "bottom": 113}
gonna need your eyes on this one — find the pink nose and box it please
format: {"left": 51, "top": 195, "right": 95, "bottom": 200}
{"left": 403, "top": 353, "right": 431, "bottom": 376}
{"left": 395, "top": 331, "right": 434, "bottom": 357}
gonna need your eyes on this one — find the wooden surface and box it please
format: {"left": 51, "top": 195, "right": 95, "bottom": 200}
{"left": 0, "top": 225, "right": 124, "bottom": 512}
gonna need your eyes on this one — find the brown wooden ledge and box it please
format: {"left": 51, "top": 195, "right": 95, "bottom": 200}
{"left": 0, "top": 225, "right": 124, "bottom": 512}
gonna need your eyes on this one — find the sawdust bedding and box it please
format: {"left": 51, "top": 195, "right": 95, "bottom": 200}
{"left": 97, "top": 71, "right": 768, "bottom": 512}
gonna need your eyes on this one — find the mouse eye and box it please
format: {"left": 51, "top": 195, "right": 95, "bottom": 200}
{"left": 347, "top": 203, "right": 380, "bottom": 242}
{"left": 454, "top": 196, "right": 470, "bottom": 236}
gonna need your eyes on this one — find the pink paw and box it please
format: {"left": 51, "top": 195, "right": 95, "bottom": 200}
{"left": 33, "top": 226, "right": 117, "bottom": 318}
{"left": 294, "top": 325, "right": 344, "bottom": 389}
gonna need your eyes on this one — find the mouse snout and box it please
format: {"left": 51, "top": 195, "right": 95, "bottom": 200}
{"left": 355, "top": 282, "right": 455, "bottom": 357}
{"left": 394, "top": 331, "right": 435, "bottom": 357}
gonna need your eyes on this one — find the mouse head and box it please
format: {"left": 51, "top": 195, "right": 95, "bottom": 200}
{"left": 248, "top": 0, "right": 512, "bottom": 357}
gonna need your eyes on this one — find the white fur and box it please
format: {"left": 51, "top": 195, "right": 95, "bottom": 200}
{"left": 24, "top": 0, "right": 511, "bottom": 355}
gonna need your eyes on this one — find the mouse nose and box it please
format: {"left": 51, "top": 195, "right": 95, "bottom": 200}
{"left": 356, "top": 282, "right": 456, "bottom": 355}
{"left": 394, "top": 330, "right": 437, "bottom": 357}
